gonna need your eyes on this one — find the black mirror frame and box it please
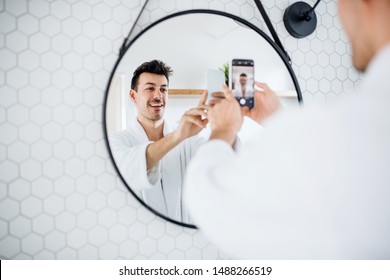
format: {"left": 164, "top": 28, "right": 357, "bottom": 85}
{"left": 103, "top": 9, "right": 303, "bottom": 229}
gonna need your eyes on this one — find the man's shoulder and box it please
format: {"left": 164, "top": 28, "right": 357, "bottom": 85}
{"left": 110, "top": 124, "right": 148, "bottom": 142}
{"left": 108, "top": 129, "right": 133, "bottom": 142}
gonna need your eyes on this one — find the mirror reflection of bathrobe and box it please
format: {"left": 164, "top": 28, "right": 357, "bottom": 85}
{"left": 109, "top": 118, "right": 204, "bottom": 223}
{"left": 232, "top": 84, "right": 254, "bottom": 98}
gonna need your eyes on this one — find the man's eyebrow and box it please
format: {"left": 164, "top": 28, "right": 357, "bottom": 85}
{"left": 144, "top": 82, "right": 168, "bottom": 87}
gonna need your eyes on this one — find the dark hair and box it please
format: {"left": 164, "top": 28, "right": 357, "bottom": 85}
{"left": 131, "top": 60, "right": 173, "bottom": 91}
{"left": 240, "top": 73, "right": 247, "bottom": 77}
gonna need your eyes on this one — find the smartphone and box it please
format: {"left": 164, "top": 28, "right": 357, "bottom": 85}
{"left": 230, "top": 59, "right": 254, "bottom": 109}
{"left": 206, "top": 69, "right": 225, "bottom": 103}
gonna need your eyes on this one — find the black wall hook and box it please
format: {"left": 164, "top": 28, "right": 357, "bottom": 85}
{"left": 283, "top": 0, "right": 322, "bottom": 39}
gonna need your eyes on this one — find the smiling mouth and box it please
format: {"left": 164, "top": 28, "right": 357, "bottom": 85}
{"left": 149, "top": 103, "right": 164, "bottom": 108}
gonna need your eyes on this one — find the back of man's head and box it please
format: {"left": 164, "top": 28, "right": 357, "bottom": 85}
{"left": 339, "top": 0, "right": 390, "bottom": 72}
{"left": 131, "top": 60, "right": 173, "bottom": 91}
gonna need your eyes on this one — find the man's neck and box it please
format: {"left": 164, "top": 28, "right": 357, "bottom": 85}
{"left": 368, "top": 4, "right": 390, "bottom": 65}
{"left": 137, "top": 117, "right": 164, "bottom": 141}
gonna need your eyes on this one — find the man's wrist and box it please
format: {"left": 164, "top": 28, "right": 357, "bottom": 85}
{"left": 170, "top": 131, "right": 185, "bottom": 144}
{"left": 209, "top": 129, "right": 236, "bottom": 146}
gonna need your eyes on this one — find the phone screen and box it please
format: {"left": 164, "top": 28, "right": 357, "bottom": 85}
{"left": 231, "top": 59, "right": 254, "bottom": 109}
{"left": 206, "top": 69, "right": 225, "bottom": 103}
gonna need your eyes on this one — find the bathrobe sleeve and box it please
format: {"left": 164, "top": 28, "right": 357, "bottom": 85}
{"left": 184, "top": 104, "right": 390, "bottom": 259}
{"left": 109, "top": 132, "right": 161, "bottom": 190}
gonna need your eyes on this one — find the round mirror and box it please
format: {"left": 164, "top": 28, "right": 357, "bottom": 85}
{"left": 104, "top": 11, "right": 302, "bottom": 228}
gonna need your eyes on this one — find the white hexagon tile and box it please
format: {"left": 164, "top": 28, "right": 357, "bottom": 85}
{"left": 0, "top": 0, "right": 361, "bottom": 259}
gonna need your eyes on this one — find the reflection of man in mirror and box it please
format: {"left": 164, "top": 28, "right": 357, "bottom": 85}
{"left": 232, "top": 73, "right": 254, "bottom": 98}
{"left": 109, "top": 60, "right": 208, "bottom": 223}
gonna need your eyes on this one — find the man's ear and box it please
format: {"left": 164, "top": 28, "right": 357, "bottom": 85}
{"left": 129, "top": 89, "right": 137, "bottom": 103}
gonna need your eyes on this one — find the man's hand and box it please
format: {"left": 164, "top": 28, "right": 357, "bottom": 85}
{"left": 146, "top": 92, "right": 208, "bottom": 170}
{"left": 242, "top": 82, "right": 281, "bottom": 124}
{"left": 208, "top": 84, "right": 243, "bottom": 146}
{"left": 174, "top": 92, "right": 209, "bottom": 142}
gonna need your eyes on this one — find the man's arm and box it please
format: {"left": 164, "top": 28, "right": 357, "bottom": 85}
{"left": 184, "top": 100, "right": 346, "bottom": 259}
{"left": 145, "top": 130, "right": 183, "bottom": 171}
{"left": 184, "top": 84, "right": 338, "bottom": 259}
{"left": 109, "top": 132, "right": 158, "bottom": 189}
{"left": 145, "top": 92, "right": 208, "bottom": 170}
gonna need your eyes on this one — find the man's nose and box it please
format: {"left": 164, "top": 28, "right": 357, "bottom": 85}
{"left": 152, "top": 89, "right": 162, "bottom": 99}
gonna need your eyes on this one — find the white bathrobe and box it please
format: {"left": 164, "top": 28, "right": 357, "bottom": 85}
{"left": 184, "top": 44, "right": 390, "bottom": 259}
{"left": 109, "top": 118, "right": 204, "bottom": 223}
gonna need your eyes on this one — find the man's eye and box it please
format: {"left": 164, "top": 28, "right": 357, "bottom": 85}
{"left": 146, "top": 87, "right": 154, "bottom": 91}
{"left": 161, "top": 88, "right": 167, "bottom": 93}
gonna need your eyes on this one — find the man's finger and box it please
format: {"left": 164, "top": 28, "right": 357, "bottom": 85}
{"left": 241, "top": 106, "right": 250, "bottom": 116}
{"left": 211, "top": 92, "right": 225, "bottom": 99}
{"left": 198, "top": 91, "right": 208, "bottom": 106}
{"left": 208, "top": 99, "right": 223, "bottom": 106}
{"left": 183, "top": 115, "right": 206, "bottom": 128}
{"left": 221, "top": 84, "right": 235, "bottom": 100}
{"left": 198, "top": 104, "right": 211, "bottom": 110}
{"left": 255, "top": 81, "right": 270, "bottom": 91}
{"left": 185, "top": 108, "right": 208, "bottom": 117}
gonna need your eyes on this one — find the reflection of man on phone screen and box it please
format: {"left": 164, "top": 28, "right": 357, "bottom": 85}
{"left": 232, "top": 73, "right": 254, "bottom": 98}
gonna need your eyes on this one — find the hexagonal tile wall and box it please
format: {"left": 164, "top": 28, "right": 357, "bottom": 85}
{"left": 0, "top": 0, "right": 361, "bottom": 259}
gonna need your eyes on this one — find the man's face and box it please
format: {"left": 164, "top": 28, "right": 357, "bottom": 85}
{"left": 239, "top": 75, "right": 247, "bottom": 87}
{"left": 338, "top": 0, "right": 372, "bottom": 72}
{"left": 131, "top": 72, "right": 168, "bottom": 122}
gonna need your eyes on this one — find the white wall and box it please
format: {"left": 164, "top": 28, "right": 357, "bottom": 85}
{"left": 0, "top": 0, "right": 361, "bottom": 259}
{"left": 116, "top": 13, "right": 294, "bottom": 91}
